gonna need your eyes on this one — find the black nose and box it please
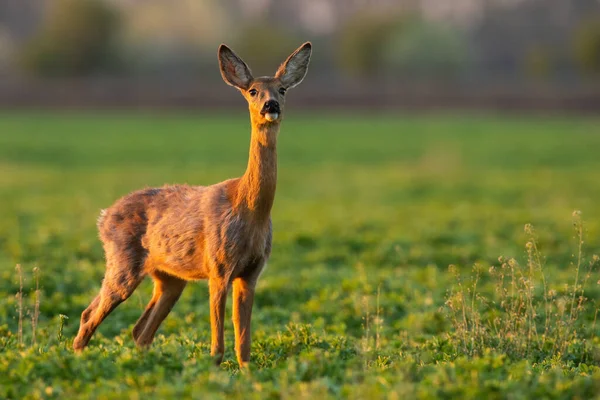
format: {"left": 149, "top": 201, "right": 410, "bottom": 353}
{"left": 262, "top": 100, "right": 280, "bottom": 113}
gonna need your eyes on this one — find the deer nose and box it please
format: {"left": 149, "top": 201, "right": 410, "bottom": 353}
{"left": 262, "top": 100, "right": 280, "bottom": 114}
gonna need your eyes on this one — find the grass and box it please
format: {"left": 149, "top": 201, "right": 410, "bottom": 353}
{"left": 445, "top": 215, "right": 599, "bottom": 362}
{"left": 1, "top": 111, "right": 600, "bottom": 399}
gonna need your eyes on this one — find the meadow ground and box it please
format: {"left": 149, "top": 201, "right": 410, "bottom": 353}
{"left": 1, "top": 111, "right": 600, "bottom": 399}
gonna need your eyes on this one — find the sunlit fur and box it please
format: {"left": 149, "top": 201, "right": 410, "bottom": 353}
{"left": 73, "top": 42, "right": 311, "bottom": 368}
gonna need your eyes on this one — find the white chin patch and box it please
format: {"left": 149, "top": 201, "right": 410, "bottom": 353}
{"left": 265, "top": 112, "right": 279, "bottom": 122}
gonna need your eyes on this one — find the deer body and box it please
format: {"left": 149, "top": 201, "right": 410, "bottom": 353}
{"left": 138, "top": 120, "right": 278, "bottom": 282}
{"left": 73, "top": 43, "right": 311, "bottom": 368}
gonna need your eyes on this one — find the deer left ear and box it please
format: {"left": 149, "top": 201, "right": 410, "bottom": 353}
{"left": 218, "top": 44, "right": 254, "bottom": 90}
{"left": 275, "top": 42, "right": 312, "bottom": 89}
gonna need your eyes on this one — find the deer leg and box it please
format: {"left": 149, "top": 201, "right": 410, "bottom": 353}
{"left": 232, "top": 277, "right": 256, "bottom": 368}
{"left": 135, "top": 271, "right": 187, "bottom": 347}
{"left": 80, "top": 295, "right": 100, "bottom": 325}
{"left": 73, "top": 270, "right": 143, "bottom": 351}
{"left": 132, "top": 274, "right": 164, "bottom": 341}
{"left": 132, "top": 295, "right": 158, "bottom": 342}
{"left": 209, "top": 278, "right": 229, "bottom": 365}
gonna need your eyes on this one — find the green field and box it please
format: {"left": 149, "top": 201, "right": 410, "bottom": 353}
{"left": 1, "top": 112, "right": 600, "bottom": 399}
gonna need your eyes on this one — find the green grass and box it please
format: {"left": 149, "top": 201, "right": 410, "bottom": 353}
{"left": 1, "top": 111, "right": 600, "bottom": 399}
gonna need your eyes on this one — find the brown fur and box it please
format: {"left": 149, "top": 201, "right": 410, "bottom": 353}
{"left": 73, "top": 42, "right": 312, "bottom": 368}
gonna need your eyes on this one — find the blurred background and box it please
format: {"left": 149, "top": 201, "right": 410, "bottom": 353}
{"left": 0, "top": 0, "right": 599, "bottom": 112}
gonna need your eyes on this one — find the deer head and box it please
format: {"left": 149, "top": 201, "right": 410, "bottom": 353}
{"left": 218, "top": 42, "right": 312, "bottom": 124}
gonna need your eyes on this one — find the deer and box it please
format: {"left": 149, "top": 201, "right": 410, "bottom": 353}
{"left": 72, "top": 42, "right": 312, "bottom": 368}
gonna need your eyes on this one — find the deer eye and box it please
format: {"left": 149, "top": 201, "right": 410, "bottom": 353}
{"left": 249, "top": 89, "right": 258, "bottom": 96}
{"left": 278, "top": 87, "right": 286, "bottom": 95}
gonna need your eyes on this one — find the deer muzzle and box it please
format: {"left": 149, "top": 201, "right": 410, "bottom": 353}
{"left": 261, "top": 100, "right": 280, "bottom": 121}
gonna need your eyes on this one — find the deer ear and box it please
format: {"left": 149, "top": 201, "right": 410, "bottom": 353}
{"left": 275, "top": 42, "right": 312, "bottom": 89}
{"left": 218, "top": 44, "right": 253, "bottom": 90}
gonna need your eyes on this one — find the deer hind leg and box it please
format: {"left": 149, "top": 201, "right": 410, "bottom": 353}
{"left": 232, "top": 277, "right": 257, "bottom": 368}
{"left": 73, "top": 265, "right": 144, "bottom": 351}
{"left": 132, "top": 276, "right": 161, "bottom": 342}
{"left": 80, "top": 295, "right": 100, "bottom": 325}
{"left": 134, "top": 270, "right": 187, "bottom": 348}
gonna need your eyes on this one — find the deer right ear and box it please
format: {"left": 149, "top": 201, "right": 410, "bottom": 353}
{"left": 275, "top": 42, "right": 312, "bottom": 89}
{"left": 218, "top": 44, "right": 253, "bottom": 91}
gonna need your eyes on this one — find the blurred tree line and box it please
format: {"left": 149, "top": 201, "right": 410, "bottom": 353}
{"left": 0, "top": 0, "right": 599, "bottom": 82}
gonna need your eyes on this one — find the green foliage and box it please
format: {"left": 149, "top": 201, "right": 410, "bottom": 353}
{"left": 524, "top": 45, "right": 554, "bottom": 80}
{"left": 0, "top": 27, "right": 15, "bottom": 74}
{"left": 335, "top": 12, "right": 404, "bottom": 78}
{"left": 232, "top": 25, "right": 302, "bottom": 76}
{"left": 1, "top": 112, "right": 600, "bottom": 398}
{"left": 574, "top": 18, "right": 600, "bottom": 75}
{"left": 335, "top": 15, "right": 468, "bottom": 80}
{"left": 19, "top": 0, "right": 120, "bottom": 77}
{"left": 383, "top": 20, "right": 468, "bottom": 79}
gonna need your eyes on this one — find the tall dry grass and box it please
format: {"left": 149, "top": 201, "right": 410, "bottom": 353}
{"left": 445, "top": 211, "right": 599, "bottom": 361}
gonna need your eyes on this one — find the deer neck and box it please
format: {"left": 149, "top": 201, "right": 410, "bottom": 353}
{"left": 236, "top": 117, "right": 279, "bottom": 222}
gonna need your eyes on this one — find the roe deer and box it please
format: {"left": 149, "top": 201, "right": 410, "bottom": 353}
{"left": 73, "top": 42, "right": 312, "bottom": 367}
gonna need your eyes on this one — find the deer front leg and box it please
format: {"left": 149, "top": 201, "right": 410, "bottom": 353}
{"left": 232, "top": 277, "right": 256, "bottom": 368}
{"left": 209, "top": 278, "right": 229, "bottom": 365}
